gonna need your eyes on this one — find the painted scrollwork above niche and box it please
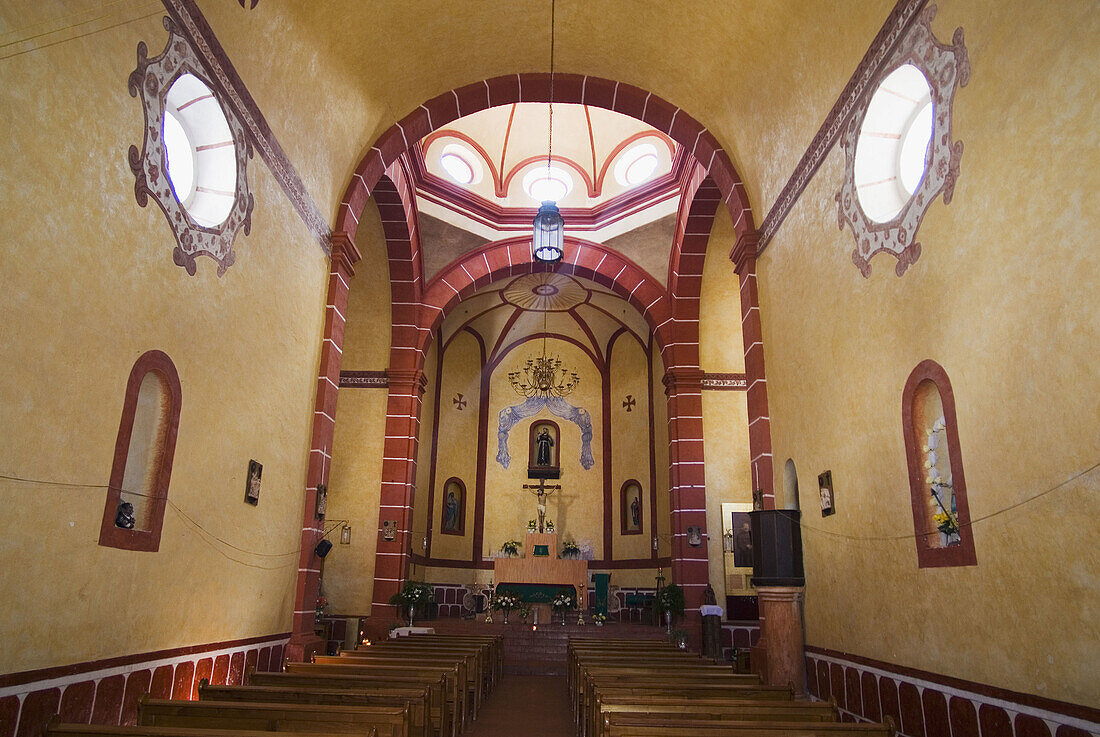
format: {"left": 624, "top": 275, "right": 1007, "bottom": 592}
{"left": 128, "top": 17, "right": 254, "bottom": 277}
{"left": 835, "top": 4, "right": 969, "bottom": 277}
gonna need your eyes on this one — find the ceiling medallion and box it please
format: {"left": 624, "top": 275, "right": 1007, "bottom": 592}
{"left": 503, "top": 273, "right": 586, "bottom": 311}
{"left": 508, "top": 355, "right": 580, "bottom": 399}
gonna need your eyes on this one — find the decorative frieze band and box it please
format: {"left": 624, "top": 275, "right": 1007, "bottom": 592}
{"left": 339, "top": 371, "right": 389, "bottom": 389}
{"left": 702, "top": 373, "right": 748, "bottom": 391}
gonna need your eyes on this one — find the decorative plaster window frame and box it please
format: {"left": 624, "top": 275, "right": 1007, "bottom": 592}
{"left": 901, "top": 359, "right": 976, "bottom": 568}
{"left": 98, "top": 350, "right": 183, "bottom": 552}
{"left": 836, "top": 5, "right": 969, "bottom": 277}
{"left": 128, "top": 17, "right": 254, "bottom": 277}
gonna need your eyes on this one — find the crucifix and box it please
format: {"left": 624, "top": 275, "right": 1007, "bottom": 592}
{"left": 523, "top": 478, "right": 562, "bottom": 532}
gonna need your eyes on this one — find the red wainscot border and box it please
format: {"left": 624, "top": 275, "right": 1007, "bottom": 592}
{"left": 805, "top": 646, "right": 1100, "bottom": 737}
{"left": 0, "top": 633, "right": 289, "bottom": 737}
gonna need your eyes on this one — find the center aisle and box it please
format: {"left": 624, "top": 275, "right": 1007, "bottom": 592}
{"left": 467, "top": 675, "right": 573, "bottom": 737}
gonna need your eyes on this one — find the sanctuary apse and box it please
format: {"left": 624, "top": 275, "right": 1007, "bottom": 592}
{"left": 1, "top": 1, "right": 1098, "bottom": 737}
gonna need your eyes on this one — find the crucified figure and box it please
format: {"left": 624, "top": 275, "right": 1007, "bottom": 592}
{"left": 523, "top": 478, "right": 561, "bottom": 532}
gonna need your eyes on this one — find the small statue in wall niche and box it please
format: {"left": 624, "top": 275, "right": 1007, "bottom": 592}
{"left": 704, "top": 584, "right": 717, "bottom": 606}
{"left": 115, "top": 501, "right": 136, "bottom": 529}
{"left": 535, "top": 427, "right": 555, "bottom": 466}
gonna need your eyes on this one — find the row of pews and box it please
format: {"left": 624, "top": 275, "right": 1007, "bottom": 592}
{"left": 569, "top": 637, "right": 897, "bottom": 737}
{"left": 46, "top": 634, "right": 501, "bottom": 737}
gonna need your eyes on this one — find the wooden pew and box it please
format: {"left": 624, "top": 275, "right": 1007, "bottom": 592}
{"left": 594, "top": 698, "right": 838, "bottom": 737}
{"left": 604, "top": 714, "right": 896, "bottom": 737}
{"left": 249, "top": 670, "right": 454, "bottom": 737}
{"left": 197, "top": 684, "right": 432, "bottom": 737}
{"left": 136, "top": 696, "right": 409, "bottom": 737}
{"left": 284, "top": 662, "right": 466, "bottom": 729}
{"left": 399, "top": 635, "right": 504, "bottom": 683}
{"left": 584, "top": 682, "right": 794, "bottom": 737}
{"left": 318, "top": 650, "right": 482, "bottom": 714}
{"left": 47, "top": 724, "right": 377, "bottom": 737}
{"left": 342, "top": 641, "right": 494, "bottom": 695}
{"left": 577, "top": 665, "right": 762, "bottom": 733}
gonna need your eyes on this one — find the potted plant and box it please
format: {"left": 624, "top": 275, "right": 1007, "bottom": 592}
{"left": 388, "top": 581, "right": 434, "bottom": 626}
{"left": 560, "top": 540, "right": 580, "bottom": 559}
{"left": 552, "top": 592, "right": 575, "bottom": 626}
{"left": 493, "top": 593, "right": 520, "bottom": 624}
{"left": 655, "top": 583, "right": 685, "bottom": 634}
{"left": 500, "top": 539, "right": 522, "bottom": 557}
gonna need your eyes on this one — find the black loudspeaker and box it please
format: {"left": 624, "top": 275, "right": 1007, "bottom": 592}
{"left": 749, "top": 510, "right": 804, "bottom": 587}
{"left": 314, "top": 539, "right": 333, "bottom": 558}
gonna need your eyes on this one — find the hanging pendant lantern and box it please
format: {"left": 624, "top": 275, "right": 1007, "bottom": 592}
{"left": 532, "top": 200, "right": 564, "bottom": 263}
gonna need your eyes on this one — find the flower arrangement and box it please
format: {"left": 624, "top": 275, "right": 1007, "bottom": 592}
{"left": 560, "top": 540, "right": 580, "bottom": 558}
{"left": 545, "top": 520, "right": 555, "bottom": 533}
{"left": 388, "top": 581, "right": 434, "bottom": 608}
{"left": 655, "top": 584, "right": 685, "bottom": 616}
{"left": 552, "top": 594, "right": 575, "bottom": 612}
{"left": 923, "top": 416, "right": 960, "bottom": 542}
{"left": 528, "top": 519, "right": 537, "bottom": 531}
{"left": 591, "top": 612, "right": 608, "bottom": 625}
{"left": 493, "top": 594, "right": 520, "bottom": 612}
{"left": 314, "top": 595, "right": 328, "bottom": 623}
{"left": 500, "top": 540, "right": 522, "bottom": 557}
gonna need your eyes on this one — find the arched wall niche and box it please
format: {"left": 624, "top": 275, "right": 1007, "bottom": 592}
{"left": 98, "top": 350, "right": 182, "bottom": 553}
{"left": 782, "top": 458, "right": 800, "bottom": 511}
{"left": 902, "top": 359, "right": 976, "bottom": 568}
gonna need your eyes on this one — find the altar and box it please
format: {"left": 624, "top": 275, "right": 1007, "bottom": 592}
{"left": 493, "top": 532, "right": 588, "bottom": 609}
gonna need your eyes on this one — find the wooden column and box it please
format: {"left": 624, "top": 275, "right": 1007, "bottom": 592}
{"left": 286, "top": 233, "right": 360, "bottom": 663}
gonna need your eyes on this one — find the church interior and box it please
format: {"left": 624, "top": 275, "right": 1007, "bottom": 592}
{"left": 1, "top": 1, "right": 1097, "bottom": 736}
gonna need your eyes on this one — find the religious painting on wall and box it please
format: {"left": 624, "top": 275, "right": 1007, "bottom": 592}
{"left": 527, "top": 419, "right": 561, "bottom": 479}
{"left": 244, "top": 459, "right": 262, "bottom": 505}
{"left": 620, "top": 480, "right": 643, "bottom": 535}
{"left": 731, "top": 511, "right": 753, "bottom": 568}
{"left": 440, "top": 477, "right": 466, "bottom": 536}
{"left": 818, "top": 470, "right": 835, "bottom": 517}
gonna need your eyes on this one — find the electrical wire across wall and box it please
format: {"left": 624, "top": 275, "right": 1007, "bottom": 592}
{"left": 0, "top": 472, "right": 346, "bottom": 570}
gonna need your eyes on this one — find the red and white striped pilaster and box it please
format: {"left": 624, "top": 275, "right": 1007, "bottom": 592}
{"left": 662, "top": 367, "right": 711, "bottom": 616}
{"left": 285, "top": 232, "right": 360, "bottom": 663}
{"left": 370, "top": 368, "right": 427, "bottom": 616}
{"left": 730, "top": 231, "right": 775, "bottom": 508}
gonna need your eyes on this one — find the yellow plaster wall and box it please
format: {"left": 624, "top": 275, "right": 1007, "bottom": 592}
{"left": 755, "top": 0, "right": 1100, "bottom": 705}
{"left": 322, "top": 202, "right": 391, "bottom": 616}
{"left": 698, "top": 206, "right": 753, "bottom": 602}
{"left": 429, "top": 332, "right": 482, "bottom": 562}
{"left": 651, "top": 347, "right": 672, "bottom": 562}
{"left": 609, "top": 336, "right": 653, "bottom": 561}
{"left": 0, "top": 15, "right": 328, "bottom": 674}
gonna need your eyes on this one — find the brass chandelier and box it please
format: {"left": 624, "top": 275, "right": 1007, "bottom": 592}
{"left": 508, "top": 354, "right": 580, "bottom": 399}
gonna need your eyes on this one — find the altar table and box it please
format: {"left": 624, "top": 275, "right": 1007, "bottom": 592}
{"left": 493, "top": 532, "right": 588, "bottom": 608}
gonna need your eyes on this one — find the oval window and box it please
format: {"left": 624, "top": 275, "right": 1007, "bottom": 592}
{"left": 854, "top": 64, "right": 934, "bottom": 223}
{"left": 438, "top": 142, "right": 483, "bottom": 185}
{"left": 523, "top": 165, "right": 574, "bottom": 203}
{"left": 613, "top": 142, "right": 660, "bottom": 187}
{"left": 164, "top": 73, "right": 237, "bottom": 228}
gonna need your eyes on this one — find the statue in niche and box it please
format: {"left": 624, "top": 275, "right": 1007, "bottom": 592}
{"left": 115, "top": 501, "right": 136, "bottom": 529}
{"left": 536, "top": 427, "right": 554, "bottom": 466}
{"left": 528, "top": 420, "right": 561, "bottom": 479}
